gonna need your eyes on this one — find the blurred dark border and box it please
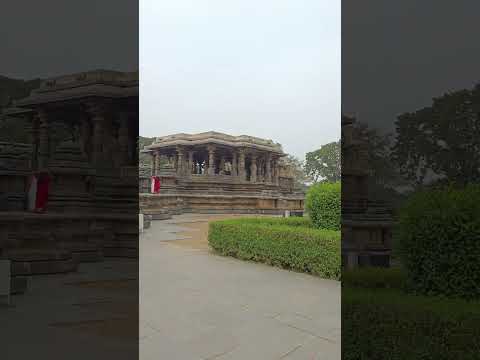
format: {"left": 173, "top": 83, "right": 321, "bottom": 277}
{"left": 1, "top": 1, "right": 139, "bottom": 359}
{"left": 342, "top": 1, "right": 480, "bottom": 359}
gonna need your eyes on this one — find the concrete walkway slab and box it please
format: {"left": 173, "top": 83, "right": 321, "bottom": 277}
{"left": 140, "top": 214, "right": 340, "bottom": 360}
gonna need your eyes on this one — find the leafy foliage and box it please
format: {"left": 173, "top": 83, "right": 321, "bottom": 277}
{"left": 208, "top": 217, "right": 340, "bottom": 280}
{"left": 282, "top": 154, "right": 310, "bottom": 190}
{"left": 0, "top": 76, "right": 41, "bottom": 143}
{"left": 397, "top": 185, "right": 480, "bottom": 299}
{"left": 305, "top": 181, "right": 341, "bottom": 230}
{"left": 343, "top": 287, "right": 480, "bottom": 360}
{"left": 355, "top": 122, "right": 409, "bottom": 190}
{"left": 305, "top": 141, "right": 340, "bottom": 182}
{"left": 394, "top": 83, "right": 480, "bottom": 186}
{"left": 0, "top": 76, "right": 41, "bottom": 108}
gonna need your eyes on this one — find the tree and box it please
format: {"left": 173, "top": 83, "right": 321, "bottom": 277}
{"left": 282, "top": 154, "right": 310, "bottom": 190}
{"left": 305, "top": 141, "right": 340, "bottom": 182}
{"left": 0, "top": 76, "right": 41, "bottom": 143}
{"left": 355, "top": 123, "right": 404, "bottom": 188}
{"left": 393, "top": 83, "right": 480, "bottom": 187}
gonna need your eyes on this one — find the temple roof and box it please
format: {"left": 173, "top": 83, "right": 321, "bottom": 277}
{"left": 14, "top": 69, "right": 138, "bottom": 107}
{"left": 144, "top": 131, "right": 285, "bottom": 154}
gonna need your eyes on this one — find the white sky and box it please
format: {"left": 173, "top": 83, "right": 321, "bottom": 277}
{"left": 140, "top": 0, "right": 340, "bottom": 159}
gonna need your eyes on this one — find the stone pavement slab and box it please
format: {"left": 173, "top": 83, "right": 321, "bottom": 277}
{"left": 1, "top": 258, "right": 138, "bottom": 360}
{"left": 140, "top": 214, "right": 340, "bottom": 360}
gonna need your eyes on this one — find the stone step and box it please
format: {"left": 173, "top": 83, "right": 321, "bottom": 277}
{"left": 57, "top": 242, "right": 104, "bottom": 263}
{"left": 6, "top": 248, "right": 78, "bottom": 276}
{"left": 103, "top": 247, "right": 138, "bottom": 258}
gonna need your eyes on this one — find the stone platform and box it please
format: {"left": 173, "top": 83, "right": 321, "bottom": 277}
{"left": 0, "top": 211, "right": 138, "bottom": 285}
{"left": 141, "top": 192, "right": 304, "bottom": 217}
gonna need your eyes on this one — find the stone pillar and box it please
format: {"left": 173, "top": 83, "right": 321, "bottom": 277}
{"left": 259, "top": 157, "right": 265, "bottom": 182}
{"left": 24, "top": 114, "right": 36, "bottom": 169}
{"left": 238, "top": 149, "right": 246, "bottom": 180}
{"left": 188, "top": 150, "right": 194, "bottom": 175}
{"left": 250, "top": 154, "right": 257, "bottom": 183}
{"left": 273, "top": 159, "right": 279, "bottom": 185}
{"left": 79, "top": 115, "right": 91, "bottom": 161}
{"left": 92, "top": 116, "right": 104, "bottom": 165}
{"left": 172, "top": 154, "right": 177, "bottom": 173}
{"left": 219, "top": 156, "right": 226, "bottom": 175}
{"left": 266, "top": 153, "right": 272, "bottom": 183}
{"left": 86, "top": 103, "right": 107, "bottom": 166}
{"left": 231, "top": 151, "right": 238, "bottom": 177}
{"left": 156, "top": 151, "right": 162, "bottom": 175}
{"left": 176, "top": 146, "right": 185, "bottom": 176}
{"left": 207, "top": 145, "right": 216, "bottom": 175}
{"left": 118, "top": 113, "right": 129, "bottom": 165}
{"left": 150, "top": 153, "right": 155, "bottom": 176}
{"left": 30, "top": 115, "right": 39, "bottom": 170}
{"left": 37, "top": 110, "right": 49, "bottom": 169}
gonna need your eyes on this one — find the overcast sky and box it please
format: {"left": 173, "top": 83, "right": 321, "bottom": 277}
{"left": 342, "top": 0, "right": 480, "bottom": 132}
{"left": 140, "top": 0, "right": 340, "bottom": 159}
{"left": 0, "top": 0, "right": 137, "bottom": 80}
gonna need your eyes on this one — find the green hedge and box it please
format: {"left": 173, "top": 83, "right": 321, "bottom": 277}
{"left": 398, "top": 185, "right": 480, "bottom": 299}
{"left": 343, "top": 287, "right": 480, "bottom": 360}
{"left": 305, "top": 182, "right": 341, "bottom": 230}
{"left": 342, "top": 267, "right": 407, "bottom": 291}
{"left": 223, "top": 217, "right": 314, "bottom": 228}
{"left": 208, "top": 218, "right": 340, "bottom": 280}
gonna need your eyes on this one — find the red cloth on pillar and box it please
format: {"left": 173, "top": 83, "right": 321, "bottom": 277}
{"left": 35, "top": 172, "right": 50, "bottom": 212}
{"left": 151, "top": 176, "right": 161, "bottom": 194}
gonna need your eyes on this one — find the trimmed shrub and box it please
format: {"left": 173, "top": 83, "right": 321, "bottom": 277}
{"left": 224, "top": 216, "right": 314, "bottom": 228}
{"left": 208, "top": 218, "right": 340, "bottom": 280}
{"left": 397, "top": 185, "right": 480, "bottom": 299}
{"left": 342, "top": 267, "right": 407, "bottom": 291}
{"left": 343, "top": 287, "right": 480, "bottom": 360}
{"left": 305, "top": 182, "right": 340, "bottom": 230}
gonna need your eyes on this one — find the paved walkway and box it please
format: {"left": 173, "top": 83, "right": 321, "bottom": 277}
{"left": 140, "top": 214, "right": 340, "bottom": 360}
{"left": 2, "top": 259, "right": 138, "bottom": 359}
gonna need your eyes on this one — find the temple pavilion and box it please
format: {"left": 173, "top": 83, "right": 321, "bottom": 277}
{"left": 140, "top": 132, "right": 304, "bottom": 216}
{"left": 0, "top": 70, "right": 138, "bottom": 292}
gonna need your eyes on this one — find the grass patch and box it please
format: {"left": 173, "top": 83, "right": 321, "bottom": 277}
{"left": 208, "top": 217, "right": 340, "bottom": 280}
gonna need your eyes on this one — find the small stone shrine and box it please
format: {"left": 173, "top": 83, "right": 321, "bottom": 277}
{"left": 140, "top": 132, "right": 305, "bottom": 217}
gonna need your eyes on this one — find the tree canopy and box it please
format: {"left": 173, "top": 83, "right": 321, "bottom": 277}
{"left": 282, "top": 154, "right": 310, "bottom": 190}
{"left": 393, "top": 83, "right": 480, "bottom": 186}
{"left": 305, "top": 141, "right": 340, "bottom": 182}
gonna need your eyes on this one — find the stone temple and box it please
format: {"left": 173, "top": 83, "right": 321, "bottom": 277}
{"left": 0, "top": 70, "right": 138, "bottom": 294}
{"left": 140, "top": 132, "right": 305, "bottom": 217}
